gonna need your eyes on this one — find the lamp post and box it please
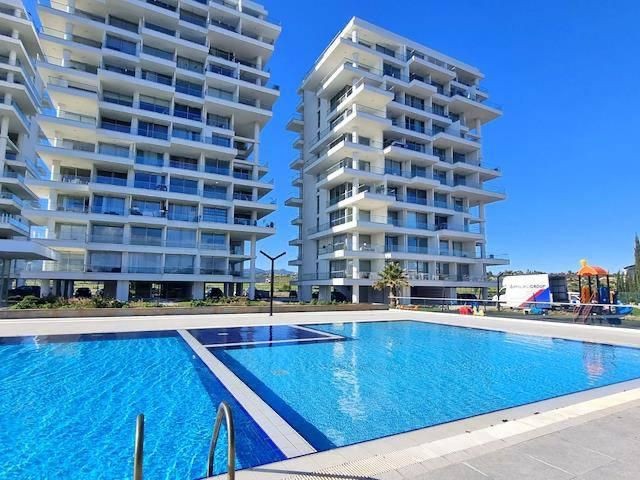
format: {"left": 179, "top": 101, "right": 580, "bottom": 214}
{"left": 260, "top": 250, "right": 286, "bottom": 316}
{"left": 496, "top": 272, "right": 505, "bottom": 311}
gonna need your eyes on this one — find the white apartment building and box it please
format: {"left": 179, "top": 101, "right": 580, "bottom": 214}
{"left": 17, "top": 0, "right": 280, "bottom": 301}
{"left": 0, "top": 0, "right": 56, "bottom": 305}
{"left": 287, "top": 17, "right": 508, "bottom": 303}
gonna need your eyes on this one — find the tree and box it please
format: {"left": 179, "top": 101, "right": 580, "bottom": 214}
{"left": 373, "top": 262, "right": 409, "bottom": 307}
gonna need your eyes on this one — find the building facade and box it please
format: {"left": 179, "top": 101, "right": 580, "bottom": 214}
{"left": 287, "top": 17, "right": 508, "bottom": 303}
{"left": 0, "top": 0, "right": 56, "bottom": 305}
{"left": 16, "top": 0, "right": 280, "bottom": 301}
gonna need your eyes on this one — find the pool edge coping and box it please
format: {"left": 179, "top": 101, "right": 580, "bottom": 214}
{"left": 178, "top": 329, "right": 317, "bottom": 459}
{"left": 211, "top": 383, "right": 640, "bottom": 479}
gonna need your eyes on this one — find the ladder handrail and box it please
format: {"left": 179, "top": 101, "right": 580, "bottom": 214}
{"left": 206, "top": 401, "right": 236, "bottom": 479}
{"left": 133, "top": 414, "right": 144, "bottom": 480}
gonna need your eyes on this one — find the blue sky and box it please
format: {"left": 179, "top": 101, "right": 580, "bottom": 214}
{"left": 27, "top": 0, "right": 640, "bottom": 272}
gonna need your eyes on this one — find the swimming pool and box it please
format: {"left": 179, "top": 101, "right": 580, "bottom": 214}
{"left": 214, "top": 320, "right": 640, "bottom": 450}
{"left": 3, "top": 320, "right": 640, "bottom": 479}
{"left": 0, "top": 332, "right": 283, "bottom": 480}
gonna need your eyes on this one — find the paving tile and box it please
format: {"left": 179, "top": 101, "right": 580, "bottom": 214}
{"left": 554, "top": 421, "right": 640, "bottom": 461}
{"left": 410, "top": 462, "right": 489, "bottom": 479}
{"left": 512, "top": 436, "right": 614, "bottom": 475}
{"left": 467, "top": 447, "right": 573, "bottom": 480}
{"left": 574, "top": 460, "right": 640, "bottom": 480}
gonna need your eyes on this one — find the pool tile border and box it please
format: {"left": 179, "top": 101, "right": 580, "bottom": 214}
{"left": 178, "top": 330, "right": 316, "bottom": 459}
{"left": 214, "top": 386, "right": 640, "bottom": 479}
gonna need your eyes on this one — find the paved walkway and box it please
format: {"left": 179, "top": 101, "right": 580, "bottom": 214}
{"left": 405, "top": 401, "right": 640, "bottom": 480}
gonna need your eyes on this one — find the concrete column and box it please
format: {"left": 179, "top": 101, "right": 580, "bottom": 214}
{"left": 192, "top": 282, "right": 205, "bottom": 300}
{"left": 40, "top": 280, "right": 51, "bottom": 297}
{"left": 352, "top": 286, "right": 360, "bottom": 304}
{"left": 62, "top": 49, "right": 71, "bottom": 67}
{"left": 116, "top": 280, "right": 129, "bottom": 301}
{"left": 318, "top": 285, "right": 330, "bottom": 302}
{"left": 247, "top": 234, "right": 256, "bottom": 300}
{"left": 299, "top": 285, "right": 312, "bottom": 302}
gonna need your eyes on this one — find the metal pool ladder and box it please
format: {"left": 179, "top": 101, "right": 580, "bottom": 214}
{"left": 133, "top": 414, "right": 144, "bottom": 480}
{"left": 207, "top": 401, "right": 236, "bottom": 479}
{"left": 131, "top": 402, "right": 235, "bottom": 479}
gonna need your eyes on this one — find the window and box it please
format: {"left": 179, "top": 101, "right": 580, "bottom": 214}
{"left": 91, "top": 225, "right": 124, "bottom": 243}
{"left": 167, "top": 204, "right": 198, "bottom": 222}
{"left": 453, "top": 197, "right": 465, "bottom": 212}
{"left": 205, "top": 158, "right": 230, "bottom": 175}
{"left": 201, "top": 232, "right": 226, "bottom": 249}
{"left": 454, "top": 174, "right": 467, "bottom": 186}
{"left": 138, "top": 121, "right": 169, "bottom": 140}
{"left": 207, "top": 113, "right": 231, "bottom": 129}
{"left": 141, "top": 69, "right": 172, "bottom": 85}
{"left": 329, "top": 260, "right": 347, "bottom": 278}
{"left": 176, "top": 79, "right": 203, "bottom": 97}
{"left": 101, "top": 117, "right": 131, "bottom": 133}
{"left": 134, "top": 172, "right": 166, "bottom": 190}
{"left": 166, "top": 228, "right": 196, "bottom": 247}
{"left": 202, "top": 207, "right": 227, "bottom": 223}
{"left": 169, "top": 177, "right": 198, "bottom": 195}
{"left": 174, "top": 103, "right": 202, "bottom": 121}
{"left": 385, "top": 235, "right": 400, "bottom": 252}
{"left": 99, "top": 142, "right": 130, "bottom": 158}
{"left": 433, "top": 147, "right": 447, "bottom": 161}
{"left": 109, "top": 16, "right": 138, "bottom": 33}
{"left": 385, "top": 159, "right": 402, "bottom": 176}
{"left": 56, "top": 224, "right": 86, "bottom": 241}
{"left": 92, "top": 195, "right": 125, "bottom": 215}
{"left": 434, "top": 193, "right": 448, "bottom": 208}
{"left": 169, "top": 155, "right": 198, "bottom": 171}
{"left": 96, "top": 169, "right": 127, "bottom": 186}
{"left": 130, "top": 227, "right": 162, "bottom": 246}
{"left": 411, "top": 165, "right": 427, "bottom": 178}
{"left": 203, "top": 184, "right": 227, "bottom": 199}
{"left": 387, "top": 210, "right": 400, "bottom": 226}
{"left": 142, "top": 44, "right": 174, "bottom": 60}
{"left": 407, "top": 188, "right": 427, "bottom": 205}
{"left": 407, "top": 211, "right": 428, "bottom": 229}
{"left": 105, "top": 35, "right": 137, "bottom": 55}
{"left": 207, "top": 86, "right": 233, "bottom": 101}
{"left": 139, "top": 95, "right": 170, "bottom": 114}
{"left": 136, "top": 149, "right": 164, "bottom": 166}
{"left": 432, "top": 103, "right": 445, "bottom": 116}
{"left": 405, "top": 117, "right": 425, "bottom": 134}
{"left": 200, "top": 257, "right": 227, "bottom": 275}
{"left": 453, "top": 152, "right": 466, "bottom": 163}
{"left": 164, "top": 255, "right": 194, "bottom": 274}
{"left": 405, "top": 94, "right": 424, "bottom": 110}
{"left": 376, "top": 44, "right": 396, "bottom": 57}
{"left": 383, "top": 63, "right": 401, "bottom": 79}
{"left": 129, "top": 253, "right": 162, "bottom": 273}
{"left": 131, "top": 199, "right": 164, "bottom": 217}
{"left": 59, "top": 167, "right": 90, "bottom": 184}
{"left": 439, "top": 240, "right": 450, "bottom": 255}
{"left": 177, "top": 56, "right": 203, "bottom": 73}
{"left": 173, "top": 127, "right": 201, "bottom": 142}
{"left": 57, "top": 196, "right": 87, "bottom": 213}
{"left": 434, "top": 170, "right": 447, "bottom": 184}
{"left": 432, "top": 124, "right": 446, "bottom": 135}
{"left": 408, "top": 237, "right": 429, "bottom": 254}
{"left": 103, "top": 90, "right": 133, "bottom": 107}
{"left": 88, "top": 252, "right": 122, "bottom": 272}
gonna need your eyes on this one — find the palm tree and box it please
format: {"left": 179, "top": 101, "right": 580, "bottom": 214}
{"left": 373, "top": 262, "right": 409, "bottom": 307}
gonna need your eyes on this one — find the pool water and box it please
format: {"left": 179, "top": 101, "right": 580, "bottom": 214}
{"left": 0, "top": 332, "right": 283, "bottom": 480}
{"left": 215, "top": 321, "right": 640, "bottom": 450}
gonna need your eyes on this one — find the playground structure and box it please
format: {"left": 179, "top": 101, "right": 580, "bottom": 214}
{"left": 574, "top": 260, "right": 632, "bottom": 324}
